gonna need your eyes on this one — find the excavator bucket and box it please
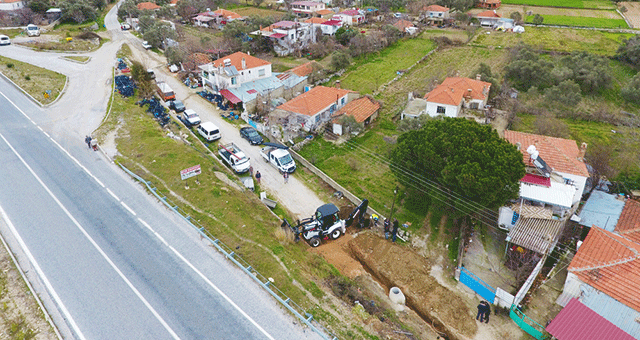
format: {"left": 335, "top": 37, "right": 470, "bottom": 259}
{"left": 281, "top": 218, "right": 301, "bottom": 242}
{"left": 345, "top": 199, "right": 369, "bottom": 228}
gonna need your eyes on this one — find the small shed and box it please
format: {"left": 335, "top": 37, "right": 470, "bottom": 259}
{"left": 506, "top": 217, "right": 564, "bottom": 255}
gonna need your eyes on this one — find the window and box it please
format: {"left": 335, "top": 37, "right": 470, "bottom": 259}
{"left": 436, "top": 106, "right": 445, "bottom": 114}
{"left": 231, "top": 77, "right": 237, "bottom": 85}
{"left": 258, "top": 69, "right": 265, "bottom": 76}
{"left": 469, "top": 102, "right": 479, "bottom": 109}
{"left": 341, "top": 97, "right": 345, "bottom": 105}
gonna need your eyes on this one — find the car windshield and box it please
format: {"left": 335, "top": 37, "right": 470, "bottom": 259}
{"left": 28, "top": 26, "right": 37, "bottom": 31}
{"left": 247, "top": 130, "right": 259, "bottom": 137}
{"left": 187, "top": 113, "right": 198, "bottom": 119}
{"left": 279, "top": 154, "right": 293, "bottom": 166}
{"left": 174, "top": 101, "right": 184, "bottom": 108}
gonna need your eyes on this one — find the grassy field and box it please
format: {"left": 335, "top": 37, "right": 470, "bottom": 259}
{"left": 337, "top": 36, "right": 437, "bottom": 94}
{"left": 501, "top": 0, "right": 615, "bottom": 9}
{"left": 0, "top": 55, "right": 66, "bottom": 105}
{"left": 233, "top": 6, "right": 286, "bottom": 19}
{"left": 525, "top": 14, "right": 629, "bottom": 28}
{"left": 469, "top": 27, "right": 633, "bottom": 56}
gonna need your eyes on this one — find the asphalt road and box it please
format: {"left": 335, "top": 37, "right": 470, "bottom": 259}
{"left": 0, "top": 4, "right": 323, "bottom": 340}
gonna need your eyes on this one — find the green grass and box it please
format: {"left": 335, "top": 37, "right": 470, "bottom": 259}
{"left": 63, "top": 55, "right": 91, "bottom": 63}
{"left": 0, "top": 55, "right": 66, "bottom": 105}
{"left": 469, "top": 27, "right": 633, "bottom": 56}
{"left": 525, "top": 14, "right": 628, "bottom": 28}
{"left": 501, "top": 0, "right": 614, "bottom": 9}
{"left": 337, "top": 36, "right": 437, "bottom": 94}
{"left": 0, "top": 28, "right": 24, "bottom": 38}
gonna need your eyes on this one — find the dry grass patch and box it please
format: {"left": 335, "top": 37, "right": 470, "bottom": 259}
{"left": 0, "top": 55, "right": 66, "bottom": 105}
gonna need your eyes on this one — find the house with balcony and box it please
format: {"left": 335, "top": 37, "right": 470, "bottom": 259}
{"left": 291, "top": 1, "right": 325, "bottom": 17}
{"left": 251, "top": 21, "right": 316, "bottom": 56}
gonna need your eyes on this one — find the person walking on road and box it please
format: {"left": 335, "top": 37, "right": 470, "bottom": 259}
{"left": 283, "top": 171, "right": 289, "bottom": 184}
{"left": 85, "top": 135, "right": 92, "bottom": 148}
{"left": 255, "top": 171, "right": 261, "bottom": 184}
{"left": 392, "top": 219, "right": 399, "bottom": 242}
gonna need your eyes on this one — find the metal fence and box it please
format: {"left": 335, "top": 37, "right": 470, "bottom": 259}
{"left": 118, "top": 162, "right": 336, "bottom": 340}
{"left": 459, "top": 266, "right": 496, "bottom": 304}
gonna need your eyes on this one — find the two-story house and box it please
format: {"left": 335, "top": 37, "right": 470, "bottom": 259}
{"left": 251, "top": 21, "right": 316, "bottom": 56}
{"left": 291, "top": 1, "right": 325, "bottom": 17}
{"left": 274, "top": 86, "right": 358, "bottom": 131}
{"left": 423, "top": 4, "right": 450, "bottom": 23}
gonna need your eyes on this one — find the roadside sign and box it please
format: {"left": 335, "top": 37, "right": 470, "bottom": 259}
{"left": 180, "top": 164, "right": 201, "bottom": 180}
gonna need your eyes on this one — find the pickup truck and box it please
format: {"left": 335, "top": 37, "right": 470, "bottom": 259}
{"left": 218, "top": 143, "right": 251, "bottom": 173}
{"left": 260, "top": 143, "right": 296, "bottom": 173}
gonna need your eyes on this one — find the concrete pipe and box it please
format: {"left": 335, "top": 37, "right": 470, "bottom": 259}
{"left": 389, "top": 287, "right": 406, "bottom": 306}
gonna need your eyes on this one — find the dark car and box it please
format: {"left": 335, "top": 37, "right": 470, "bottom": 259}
{"left": 240, "top": 126, "right": 263, "bottom": 145}
{"left": 168, "top": 99, "right": 185, "bottom": 112}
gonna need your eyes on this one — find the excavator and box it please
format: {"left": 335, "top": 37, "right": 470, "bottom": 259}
{"left": 281, "top": 199, "right": 369, "bottom": 247}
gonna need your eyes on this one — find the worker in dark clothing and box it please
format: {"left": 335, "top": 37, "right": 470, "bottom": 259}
{"left": 476, "top": 301, "right": 486, "bottom": 321}
{"left": 483, "top": 302, "right": 491, "bottom": 324}
{"left": 392, "top": 219, "right": 399, "bottom": 242}
{"left": 85, "top": 135, "right": 92, "bottom": 148}
{"left": 384, "top": 218, "right": 391, "bottom": 239}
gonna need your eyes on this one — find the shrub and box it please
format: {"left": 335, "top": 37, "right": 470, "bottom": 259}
{"left": 6, "top": 63, "right": 13, "bottom": 68}
{"left": 544, "top": 80, "right": 582, "bottom": 106}
{"left": 621, "top": 73, "right": 640, "bottom": 104}
{"left": 330, "top": 51, "right": 351, "bottom": 72}
{"left": 24, "top": 75, "right": 30, "bottom": 80}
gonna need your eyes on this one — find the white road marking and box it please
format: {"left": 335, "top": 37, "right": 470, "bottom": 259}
{"left": 120, "top": 202, "right": 136, "bottom": 216}
{"left": 138, "top": 218, "right": 153, "bottom": 232}
{"left": 0, "top": 132, "right": 181, "bottom": 340}
{"left": 106, "top": 188, "right": 120, "bottom": 201}
{"left": 0, "top": 204, "right": 87, "bottom": 340}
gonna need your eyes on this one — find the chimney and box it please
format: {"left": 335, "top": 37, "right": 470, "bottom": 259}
{"left": 476, "top": 74, "right": 482, "bottom": 81}
{"left": 515, "top": 142, "right": 521, "bottom": 151}
{"left": 579, "top": 142, "right": 588, "bottom": 161}
{"left": 336, "top": 80, "right": 341, "bottom": 89}
{"left": 242, "top": 57, "right": 246, "bottom": 70}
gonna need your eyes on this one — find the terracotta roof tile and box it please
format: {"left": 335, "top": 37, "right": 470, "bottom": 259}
{"left": 277, "top": 86, "right": 353, "bottom": 116}
{"left": 477, "top": 10, "right": 501, "bottom": 18}
{"left": 316, "top": 9, "right": 333, "bottom": 15}
{"left": 137, "top": 2, "right": 161, "bottom": 10}
{"left": 393, "top": 19, "right": 414, "bottom": 31}
{"left": 615, "top": 200, "right": 640, "bottom": 244}
{"left": 334, "top": 96, "right": 380, "bottom": 123}
{"left": 288, "top": 61, "right": 321, "bottom": 77}
{"left": 424, "top": 5, "right": 449, "bottom": 12}
{"left": 424, "top": 77, "right": 491, "bottom": 106}
{"left": 212, "top": 52, "right": 270, "bottom": 70}
{"left": 305, "top": 17, "right": 327, "bottom": 24}
{"left": 568, "top": 227, "right": 640, "bottom": 312}
{"left": 504, "top": 131, "right": 589, "bottom": 177}
{"left": 214, "top": 8, "right": 242, "bottom": 20}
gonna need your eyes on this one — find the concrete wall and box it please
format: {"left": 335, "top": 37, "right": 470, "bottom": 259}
{"left": 426, "top": 101, "right": 459, "bottom": 118}
{"left": 557, "top": 171, "right": 587, "bottom": 205}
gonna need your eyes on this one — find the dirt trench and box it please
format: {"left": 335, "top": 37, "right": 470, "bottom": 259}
{"left": 348, "top": 232, "right": 478, "bottom": 340}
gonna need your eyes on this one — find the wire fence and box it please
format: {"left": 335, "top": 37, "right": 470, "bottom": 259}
{"left": 117, "top": 162, "right": 337, "bottom": 340}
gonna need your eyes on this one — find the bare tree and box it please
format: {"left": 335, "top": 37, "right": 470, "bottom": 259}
{"left": 586, "top": 144, "right": 616, "bottom": 192}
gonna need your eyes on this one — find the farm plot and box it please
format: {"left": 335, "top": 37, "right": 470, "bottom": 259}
{"left": 468, "top": 27, "right": 633, "bottom": 56}
{"left": 525, "top": 13, "right": 629, "bottom": 28}
{"left": 501, "top": 0, "right": 615, "bottom": 9}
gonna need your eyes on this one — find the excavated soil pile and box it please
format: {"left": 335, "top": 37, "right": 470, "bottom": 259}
{"left": 349, "top": 232, "right": 477, "bottom": 340}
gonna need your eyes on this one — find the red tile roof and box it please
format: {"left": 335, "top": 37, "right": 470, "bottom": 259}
{"left": 334, "top": 96, "right": 380, "bottom": 123}
{"left": 504, "top": 131, "right": 589, "bottom": 177}
{"left": 214, "top": 8, "right": 242, "bottom": 20}
{"left": 477, "top": 10, "right": 501, "bottom": 18}
{"left": 393, "top": 19, "right": 414, "bottom": 31}
{"left": 339, "top": 9, "right": 361, "bottom": 16}
{"left": 212, "top": 52, "right": 270, "bottom": 70}
{"left": 288, "top": 61, "right": 321, "bottom": 77}
{"left": 424, "top": 77, "right": 491, "bottom": 106}
{"left": 316, "top": 9, "right": 333, "bottom": 15}
{"left": 137, "top": 2, "right": 161, "bottom": 10}
{"left": 615, "top": 199, "right": 640, "bottom": 244}
{"left": 424, "top": 5, "right": 449, "bottom": 12}
{"left": 277, "top": 86, "right": 353, "bottom": 116}
{"left": 568, "top": 227, "right": 640, "bottom": 312}
{"left": 546, "top": 298, "right": 635, "bottom": 340}
{"left": 305, "top": 17, "right": 327, "bottom": 24}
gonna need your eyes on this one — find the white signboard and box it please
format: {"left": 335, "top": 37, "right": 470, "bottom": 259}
{"left": 180, "top": 164, "right": 201, "bottom": 180}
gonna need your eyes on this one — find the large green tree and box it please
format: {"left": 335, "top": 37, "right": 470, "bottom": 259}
{"left": 390, "top": 118, "right": 525, "bottom": 211}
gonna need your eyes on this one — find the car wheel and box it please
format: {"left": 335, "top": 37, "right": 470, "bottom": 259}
{"left": 309, "top": 237, "right": 321, "bottom": 247}
{"left": 330, "top": 229, "right": 342, "bottom": 240}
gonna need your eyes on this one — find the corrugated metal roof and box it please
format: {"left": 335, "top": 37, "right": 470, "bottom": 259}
{"left": 519, "top": 180, "right": 576, "bottom": 208}
{"left": 580, "top": 285, "right": 640, "bottom": 339}
{"left": 546, "top": 298, "right": 635, "bottom": 340}
{"left": 507, "top": 217, "right": 564, "bottom": 254}
{"left": 578, "top": 190, "right": 625, "bottom": 231}
{"left": 226, "top": 75, "right": 286, "bottom": 103}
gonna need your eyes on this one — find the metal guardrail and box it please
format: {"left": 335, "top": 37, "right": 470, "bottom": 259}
{"left": 117, "top": 162, "right": 336, "bottom": 340}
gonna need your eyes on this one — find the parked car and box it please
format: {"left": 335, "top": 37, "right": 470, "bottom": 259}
{"left": 239, "top": 126, "right": 263, "bottom": 145}
{"left": 26, "top": 24, "right": 40, "bottom": 37}
{"left": 146, "top": 68, "right": 155, "bottom": 79}
{"left": 181, "top": 109, "right": 201, "bottom": 127}
{"left": 168, "top": 99, "right": 185, "bottom": 112}
{"left": 120, "top": 23, "right": 131, "bottom": 30}
{"left": 0, "top": 35, "right": 10, "bottom": 46}
{"left": 142, "top": 41, "right": 152, "bottom": 49}
{"left": 197, "top": 122, "right": 221, "bottom": 142}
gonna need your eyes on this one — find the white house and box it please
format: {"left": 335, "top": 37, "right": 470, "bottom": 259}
{"left": 333, "top": 9, "right": 365, "bottom": 25}
{"left": 320, "top": 19, "right": 342, "bottom": 35}
{"left": 423, "top": 4, "right": 449, "bottom": 23}
{"left": 199, "top": 52, "right": 272, "bottom": 91}
{"left": 423, "top": 76, "right": 491, "bottom": 118}
{"left": 193, "top": 11, "right": 221, "bottom": 27}
{"left": 275, "top": 86, "right": 357, "bottom": 131}
{"left": 0, "top": 0, "right": 25, "bottom": 11}
{"left": 476, "top": 10, "right": 501, "bottom": 27}
{"left": 251, "top": 21, "right": 316, "bottom": 56}
{"left": 291, "top": 1, "right": 325, "bottom": 16}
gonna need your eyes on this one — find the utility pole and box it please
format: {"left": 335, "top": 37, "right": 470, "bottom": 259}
{"left": 389, "top": 185, "right": 399, "bottom": 221}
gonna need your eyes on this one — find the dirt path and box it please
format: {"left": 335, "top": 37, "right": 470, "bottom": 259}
{"left": 621, "top": 2, "right": 640, "bottom": 28}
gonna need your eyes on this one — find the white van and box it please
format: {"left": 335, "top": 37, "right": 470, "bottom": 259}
{"left": 197, "top": 122, "right": 221, "bottom": 142}
{"left": 26, "top": 24, "right": 40, "bottom": 37}
{"left": 0, "top": 35, "right": 10, "bottom": 46}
